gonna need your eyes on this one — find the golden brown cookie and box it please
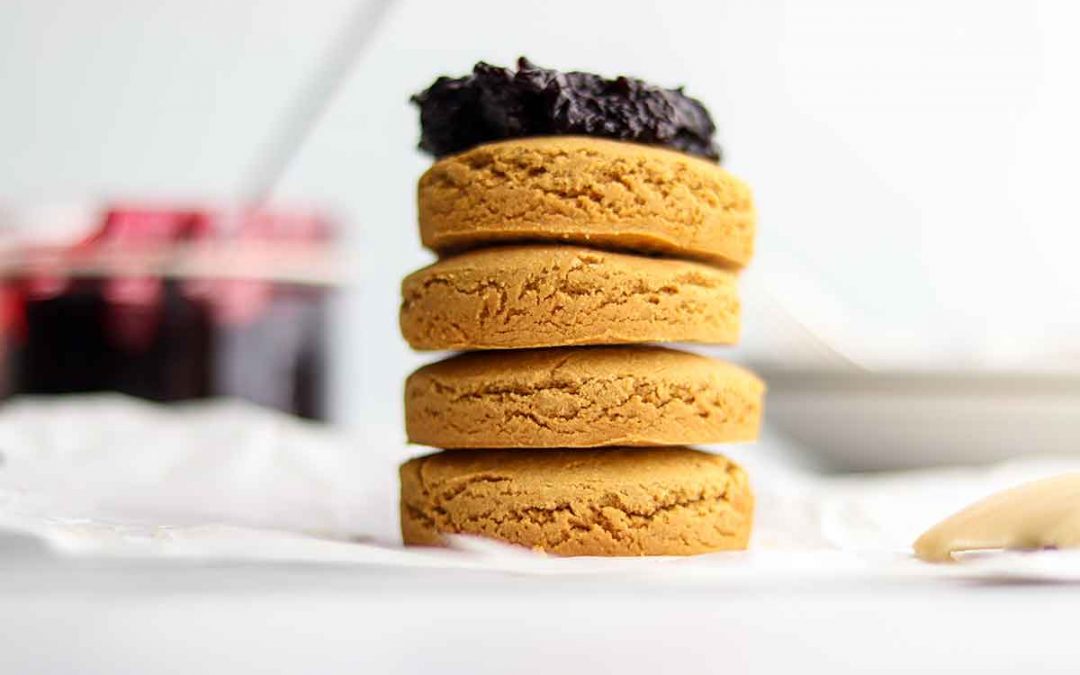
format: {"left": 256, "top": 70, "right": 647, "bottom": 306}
{"left": 400, "top": 244, "right": 740, "bottom": 351}
{"left": 417, "top": 137, "right": 756, "bottom": 267}
{"left": 400, "top": 446, "right": 753, "bottom": 556}
{"left": 405, "top": 346, "right": 764, "bottom": 449}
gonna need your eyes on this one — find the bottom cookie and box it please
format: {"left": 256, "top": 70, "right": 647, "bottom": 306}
{"left": 400, "top": 447, "right": 753, "bottom": 556}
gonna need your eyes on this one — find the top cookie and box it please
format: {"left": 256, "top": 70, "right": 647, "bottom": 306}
{"left": 417, "top": 137, "right": 756, "bottom": 267}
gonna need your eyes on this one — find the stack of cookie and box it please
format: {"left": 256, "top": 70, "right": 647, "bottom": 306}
{"left": 398, "top": 60, "right": 764, "bottom": 556}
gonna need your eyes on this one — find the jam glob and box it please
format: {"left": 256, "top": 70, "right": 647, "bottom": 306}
{"left": 412, "top": 58, "right": 721, "bottom": 162}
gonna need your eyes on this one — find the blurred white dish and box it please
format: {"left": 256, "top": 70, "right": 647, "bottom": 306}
{"left": 760, "top": 370, "right": 1080, "bottom": 471}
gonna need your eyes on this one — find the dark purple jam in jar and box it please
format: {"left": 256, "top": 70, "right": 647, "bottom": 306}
{"left": 0, "top": 205, "right": 338, "bottom": 419}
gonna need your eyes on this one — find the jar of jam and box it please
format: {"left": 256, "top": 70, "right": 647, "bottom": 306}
{"left": 0, "top": 204, "right": 339, "bottom": 420}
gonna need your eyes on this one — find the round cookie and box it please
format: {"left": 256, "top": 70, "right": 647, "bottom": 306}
{"left": 417, "top": 136, "right": 756, "bottom": 267}
{"left": 400, "top": 446, "right": 754, "bottom": 556}
{"left": 400, "top": 244, "right": 740, "bottom": 351}
{"left": 405, "top": 346, "right": 764, "bottom": 449}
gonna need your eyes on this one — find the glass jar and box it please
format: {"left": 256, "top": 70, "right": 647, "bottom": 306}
{"left": 0, "top": 204, "right": 339, "bottom": 420}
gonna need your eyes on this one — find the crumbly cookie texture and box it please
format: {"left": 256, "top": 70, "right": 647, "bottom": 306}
{"left": 400, "top": 244, "right": 740, "bottom": 351}
{"left": 417, "top": 136, "right": 756, "bottom": 267}
{"left": 404, "top": 346, "right": 764, "bottom": 449}
{"left": 400, "top": 446, "right": 753, "bottom": 556}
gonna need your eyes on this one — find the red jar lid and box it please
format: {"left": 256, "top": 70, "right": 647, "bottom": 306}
{"left": 1, "top": 203, "right": 341, "bottom": 285}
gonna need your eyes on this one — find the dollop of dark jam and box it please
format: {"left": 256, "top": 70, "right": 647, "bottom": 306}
{"left": 411, "top": 58, "right": 721, "bottom": 162}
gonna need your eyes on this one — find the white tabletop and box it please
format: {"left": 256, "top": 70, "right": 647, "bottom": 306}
{"left": 2, "top": 545, "right": 1079, "bottom": 675}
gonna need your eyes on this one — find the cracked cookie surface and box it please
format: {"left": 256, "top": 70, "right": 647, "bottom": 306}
{"left": 405, "top": 346, "right": 764, "bottom": 448}
{"left": 400, "top": 446, "right": 753, "bottom": 556}
{"left": 400, "top": 244, "right": 740, "bottom": 350}
{"left": 417, "top": 136, "right": 756, "bottom": 267}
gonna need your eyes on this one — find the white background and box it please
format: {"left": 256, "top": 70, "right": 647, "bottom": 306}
{"left": 3, "top": 0, "right": 1080, "bottom": 432}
